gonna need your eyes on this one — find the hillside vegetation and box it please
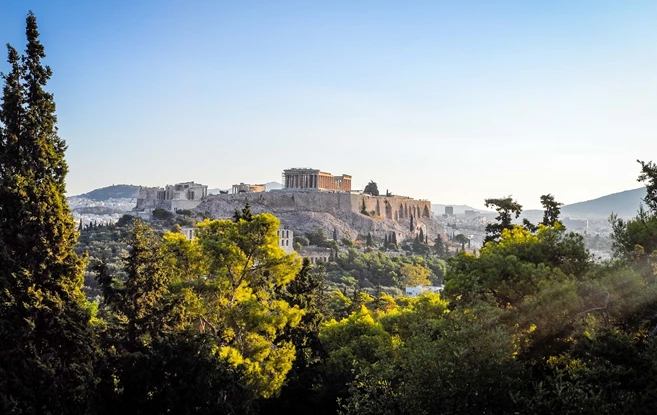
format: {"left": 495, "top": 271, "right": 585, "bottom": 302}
{"left": 6, "top": 13, "right": 657, "bottom": 415}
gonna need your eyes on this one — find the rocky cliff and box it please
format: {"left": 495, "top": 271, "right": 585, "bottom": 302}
{"left": 194, "top": 191, "right": 444, "bottom": 243}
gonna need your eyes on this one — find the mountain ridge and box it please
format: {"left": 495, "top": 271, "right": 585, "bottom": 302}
{"left": 560, "top": 187, "right": 646, "bottom": 218}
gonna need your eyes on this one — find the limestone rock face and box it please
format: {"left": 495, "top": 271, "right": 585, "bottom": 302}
{"left": 194, "top": 192, "right": 444, "bottom": 243}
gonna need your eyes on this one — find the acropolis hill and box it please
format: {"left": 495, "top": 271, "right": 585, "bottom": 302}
{"left": 135, "top": 167, "right": 443, "bottom": 242}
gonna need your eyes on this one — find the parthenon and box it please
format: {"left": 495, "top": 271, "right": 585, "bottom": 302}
{"left": 283, "top": 168, "right": 352, "bottom": 192}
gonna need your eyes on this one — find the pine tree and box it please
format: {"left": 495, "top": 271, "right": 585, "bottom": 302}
{"left": 265, "top": 259, "right": 327, "bottom": 413}
{"left": 96, "top": 220, "right": 174, "bottom": 412}
{"left": 0, "top": 12, "right": 95, "bottom": 413}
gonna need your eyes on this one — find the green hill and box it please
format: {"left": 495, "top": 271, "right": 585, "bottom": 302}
{"left": 74, "top": 184, "right": 141, "bottom": 201}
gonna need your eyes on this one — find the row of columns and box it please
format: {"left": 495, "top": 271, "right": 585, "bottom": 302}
{"left": 285, "top": 173, "right": 341, "bottom": 190}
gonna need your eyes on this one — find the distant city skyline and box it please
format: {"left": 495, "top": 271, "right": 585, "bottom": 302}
{"left": 1, "top": 0, "right": 656, "bottom": 210}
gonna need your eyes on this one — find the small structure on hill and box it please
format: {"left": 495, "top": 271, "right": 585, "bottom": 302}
{"left": 283, "top": 168, "right": 352, "bottom": 192}
{"left": 277, "top": 228, "right": 294, "bottom": 254}
{"left": 181, "top": 227, "right": 195, "bottom": 240}
{"left": 135, "top": 181, "right": 208, "bottom": 213}
{"left": 405, "top": 285, "right": 444, "bottom": 297}
{"left": 300, "top": 246, "right": 332, "bottom": 264}
{"left": 231, "top": 183, "right": 266, "bottom": 194}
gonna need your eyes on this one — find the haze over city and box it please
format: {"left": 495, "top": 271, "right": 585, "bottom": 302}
{"left": 2, "top": 0, "right": 656, "bottom": 209}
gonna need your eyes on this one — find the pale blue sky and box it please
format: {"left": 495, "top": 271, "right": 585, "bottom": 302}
{"left": 1, "top": 1, "right": 656, "bottom": 209}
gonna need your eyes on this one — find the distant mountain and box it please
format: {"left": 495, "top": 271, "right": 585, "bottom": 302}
{"left": 73, "top": 184, "right": 141, "bottom": 201}
{"left": 561, "top": 187, "right": 646, "bottom": 218}
{"left": 431, "top": 204, "right": 483, "bottom": 215}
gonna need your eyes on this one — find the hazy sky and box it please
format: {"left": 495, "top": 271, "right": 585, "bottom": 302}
{"left": 1, "top": 1, "right": 656, "bottom": 209}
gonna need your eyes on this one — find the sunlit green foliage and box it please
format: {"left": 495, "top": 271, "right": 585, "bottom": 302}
{"left": 163, "top": 213, "right": 303, "bottom": 398}
{"left": 326, "top": 248, "right": 445, "bottom": 289}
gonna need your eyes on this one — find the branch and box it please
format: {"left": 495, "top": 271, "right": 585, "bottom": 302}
{"left": 575, "top": 291, "right": 610, "bottom": 319}
{"left": 199, "top": 316, "right": 217, "bottom": 335}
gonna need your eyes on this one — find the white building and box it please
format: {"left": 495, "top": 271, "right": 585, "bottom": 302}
{"left": 277, "top": 228, "right": 294, "bottom": 254}
{"left": 405, "top": 285, "right": 444, "bottom": 297}
{"left": 181, "top": 227, "right": 195, "bottom": 241}
{"left": 181, "top": 226, "right": 293, "bottom": 256}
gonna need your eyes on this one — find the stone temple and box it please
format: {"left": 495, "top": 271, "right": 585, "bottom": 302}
{"left": 283, "top": 168, "right": 352, "bottom": 192}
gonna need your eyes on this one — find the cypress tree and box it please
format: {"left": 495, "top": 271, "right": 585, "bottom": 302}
{"left": 384, "top": 234, "right": 388, "bottom": 248}
{"left": 366, "top": 232, "right": 373, "bottom": 247}
{"left": 0, "top": 12, "right": 95, "bottom": 413}
{"left": 233, "top": 202, "right": 253, "bottom": 222}
{"left": 419, "top": 228, "right": 425, "bottom": 243}
{"left": 410, "top": 215, "right": 414, "bottom": 232}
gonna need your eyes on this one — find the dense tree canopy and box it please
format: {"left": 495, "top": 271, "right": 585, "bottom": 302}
{"left": 0, "top": 13, "right": 95, "bottom": 414}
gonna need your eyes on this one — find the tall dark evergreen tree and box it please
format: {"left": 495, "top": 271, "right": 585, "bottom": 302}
{"left": 433, "top": 235, "right": 445, "bottom": 257}
{"left": 233, "top": 202, "right": 254, "bottom": 222}
{"left": 540, "top": 193, "right": 563, "bottom": 226}
{"left": 0, "top": 12, "right": 95, "bottom": 414}
{"left": 96, "top": 220, "right": 177, "bottom": 414}
{"left": 484, "top": 196, "right": 523, "bottom": 244}
{"left": 265, "top": 259, "right": 328, "bottom": 413}
{"left": 410, "top": 215, "right": 414, "bottom": 232}
{"left": 638, "top": 159, "right": 657, "bottom": 211}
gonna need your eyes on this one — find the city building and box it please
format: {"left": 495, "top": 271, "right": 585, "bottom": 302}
{"left": 282, "top": 168, "right": 352, "bottom": 192}
{"left": 445, "top": 206, "right": 454, "bottom": 216}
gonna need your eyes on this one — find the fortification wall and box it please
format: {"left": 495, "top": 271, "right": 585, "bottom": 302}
{"left": 135, "top": 187, "right": 160, "bottom": 210}
{"left": 200, "top": 191, "right": 431, "bottom": 223}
